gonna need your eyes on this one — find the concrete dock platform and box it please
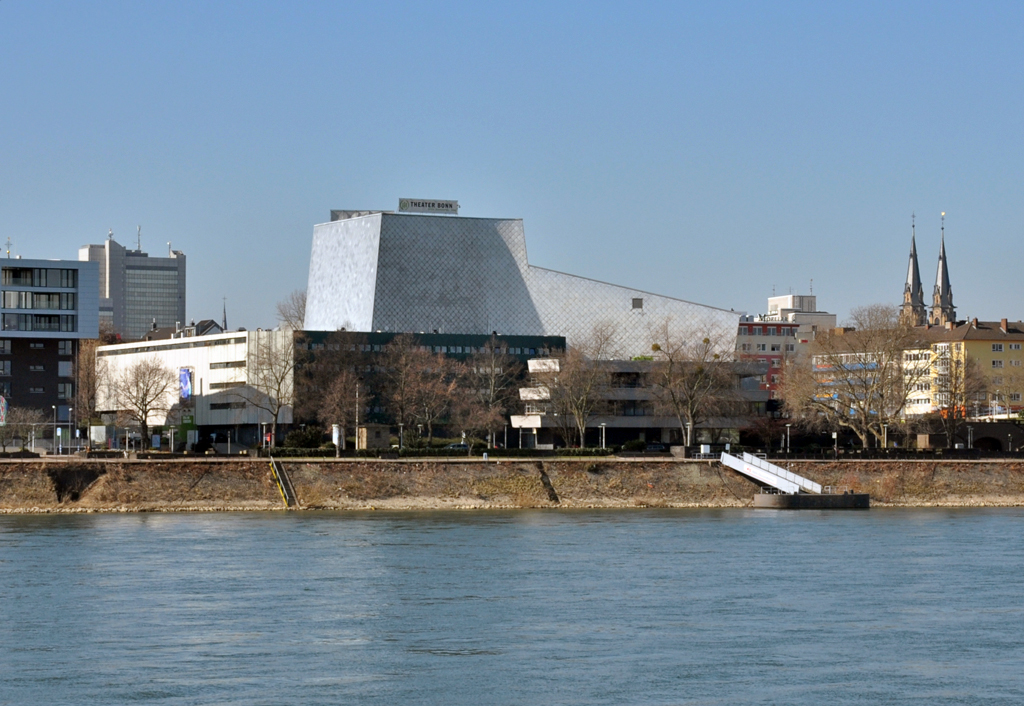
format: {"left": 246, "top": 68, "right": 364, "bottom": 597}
{"left": 753, "top": 493, "right": 870, "bottom": 509}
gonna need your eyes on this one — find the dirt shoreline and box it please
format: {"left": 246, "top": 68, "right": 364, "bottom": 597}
{"left": 3, "top": 457, "right": 1024, "bottom": 514}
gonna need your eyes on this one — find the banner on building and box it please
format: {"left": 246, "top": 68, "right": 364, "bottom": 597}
{"left": 179, "top": 368, "right": 193, "bottom": 400}
{"left": 398, "top": 198, "right": 459, "bottom": 215}
{"left": 0, "top": 395, "right": 6, "bottom": 426}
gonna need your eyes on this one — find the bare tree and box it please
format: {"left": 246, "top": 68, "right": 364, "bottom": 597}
{"left": 647, "top": 316, "right": 737, "bottom": 447}
{"left": 315, "top": 372, "right": 361, "bottom": 449}
{"left": 410, "top": 353, "right": 457, "bottom": 443}
{"left": 534, "top": 324, "right": 616, "bottom": 447}
{"left": 276, "top": 290, "right": 306, "bottom": 330}
{"left": 453, "top": 339, "right": 523, "bottom": 446}
{"left": 112, "top": 356, "right": 177, "bottom": 449}
{"left": 75, "top": 338, "right": 106, "bottom": 431}
{"left": 233, "top": 330, "right": 301, "bottom": 448}
{"left": 783, "top": 304, "right": 929, "bottom": 448}
{"left": 0, "top": 407, "right": 45, "bottom": 451}
{"left": 379, "top": 334, "right": 431, "bottom": 435}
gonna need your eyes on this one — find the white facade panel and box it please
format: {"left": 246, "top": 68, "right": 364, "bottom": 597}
{"left": 305, "top": 214, "right": 382, "bottom": 331}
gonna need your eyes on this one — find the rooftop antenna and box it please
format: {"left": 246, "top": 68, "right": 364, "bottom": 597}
{"left": 137, "top": 225, "right": 142, "bottom": 251}
{"left": 5, "top": 237, "right": 10, "bottom": 259}
{"left": 222, "top": 297, "right": 227, "bottom": 331}
{"left": 941, "top": 211, "right": 945, "bottom": 234}
{"left": 809, "top": 278, "right": 813, "bottom": 294}
{"left": 167, "top": 241, "right": 172, "bottom": 257}
{"left": 108, "top": 228, "right": 113, "bottom": 241}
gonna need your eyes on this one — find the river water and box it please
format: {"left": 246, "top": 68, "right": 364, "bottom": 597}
{"left": 2, "top": 509, "right": 1023, "bottom": 705}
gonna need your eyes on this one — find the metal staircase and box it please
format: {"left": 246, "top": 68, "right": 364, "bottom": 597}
{"left": 719, "top": 452, "right": 822, "bottom": 495}
{"left": 268, "top": 457, "right": 298, "bottom": 508}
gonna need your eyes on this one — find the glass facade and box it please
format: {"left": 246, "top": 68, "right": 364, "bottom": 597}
{"left": 125, "top": 268, "right": 184, "bottom": 340}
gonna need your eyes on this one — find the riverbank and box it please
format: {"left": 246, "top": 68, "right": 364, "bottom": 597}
{"left": 2, "top": 458, "right": 1024, "bottom": 513}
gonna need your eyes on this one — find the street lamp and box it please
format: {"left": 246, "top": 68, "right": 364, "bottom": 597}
{"left": 785, "top": 423, "right": 791, "bottom": 453}
{"left": 600, "top": 423, "right": 606, "bottom": 450}
{"left": 882, "top": 423, "right": 888, "bottom": 450}
{"left": 399, "top": 423, "right": 404, "bottom": 449}
{"left": 51, "top": 405, "right": 57, "bottom": 456}
{"left": 967, "top": 425, "right": 974, "bottom": 449}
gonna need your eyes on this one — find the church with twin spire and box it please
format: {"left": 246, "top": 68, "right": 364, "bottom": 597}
{"left": 900, "top": 214, "right": 956, "bottom": 327}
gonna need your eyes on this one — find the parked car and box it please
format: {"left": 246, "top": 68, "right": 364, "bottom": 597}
{"left": 444, "top": 443, "right": 470, "bottom": 452}
{"left": 645, "top": 443, "right": 668, "bottom": 452}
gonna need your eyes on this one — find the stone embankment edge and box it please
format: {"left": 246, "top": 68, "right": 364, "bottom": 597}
{"left": 2, "top": 457, "right": 1024, "bottom": 513}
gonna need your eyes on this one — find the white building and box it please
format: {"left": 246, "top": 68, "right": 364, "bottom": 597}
{"left": 96, "top": 329, "right": 293, "bottom": 448}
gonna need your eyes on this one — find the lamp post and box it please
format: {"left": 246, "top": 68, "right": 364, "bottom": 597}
{"left": 51, "top": 405, "right": 57, "bottom": 456}
{"left": 785, "top": 423, "right": 791, "bottom": 453}
{"left": 398, "top": 423, "right": 404, "bottom": 449}
{"left": 882, "top": 423, "right": 888, "bottom": 450}
{"left": 968, "top": 425, "right": 974, "bottom": 449}
{"left": 600, "top": 423, "right": 606, "bottom": 450}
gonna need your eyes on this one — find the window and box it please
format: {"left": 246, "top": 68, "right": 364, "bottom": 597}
{"left": 210, "top": 402, "right": 246, "bottom": 410}
{"left": 767, "top": 327, "right": 776, "bottom": 336}
{"left": 751, "top": 327, "right": 762, "bottom": 336}
{"left": 1011, "top": 343, "right": 1022, "bottom": 350}
{"left": 0, "top": 340, "right": 8, "bottom": 354}
{"left": 0, "top": 360, "right": 9, "bottom": 376}
{"left": 1012, "top": 360, "right": 1021, "bottom": 367}
{"left": 739, "top": 326, "right": 748, "bottom": 335}
{"left": 0, "top": 382, "right": 9, "bottom": 397}
{"left": 29, "top": 342, "right": 43, "bottom": 349}
{"left": 29, "top": 365, "right": 44, "bottom": 372}
{"left": 210, "top": 360, "right": 246, "bottom": 369}
{"left": 209, "top": 382, "right": 245, "bottom": 390}
{"left": 632, "top": 298, "right": 643, "bottom": 309}
{"left": 992, "top": 377, "right": 1004, "bottom": 385}
{"left": 29, "top": 387, "right": 44, "bottom": 394}
{"left": 785, "top": 344, "right": 795, "bottom": 352}
{"left": 58, "top": 340, "right": 73, "bottom": 355}
{"left": 1012, "top": 393, "right": 1022, "bottom": 402}
{"left": 57, "top": 383, "right": 73, "bottom": 399}
{"left": 756, "top": 343, "right": 767, "bottom": 352}
{"left": 739, "top": 343, "right": 752, "bottom": 352}
{"left": 770, "top": 344, "right": 781, "bottom": 352}
{"left": 992, "top": 360, "right": 1004, "bottom": 368}
{"left": 58, "top": 361, "right": 73, "bottom": 378}
{"left": 771, "top": 374, "right": 780, "bottom": 384}
{"left": 771, "top": 359, "right": 781, "bottom": 368}
{"left": 993, "top": 343, "right": 1004, "bottom": 352}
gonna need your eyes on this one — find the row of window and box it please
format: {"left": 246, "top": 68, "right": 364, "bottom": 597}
{"left": 307, "top": 342, "right": 546, "bottom": 356}
{"left": 0, "top": 360, "right": 74, "bottom": 377}
{"left": 1, "top": 268, "right": 77, "bottom": 288}
{"left": 740, "top": 343, "right": 796, "bottom": 353}
{"left": 1, "top": 291, "right": 76, "bottom": 311}
{"left": 0, "top": 340, "right": 74, "bottom": 355}
{"left": 210, "top": 360, "right": 246, "bottom": 369}
{"left": 992, "top": 343, "right": 1023, "bottom": 352}
{"left": 0, "top": 382, "right": 73, "bottom": 398}
{"left": 1, "top": 314, "right": 77, "bottom": 332}
{"left": 738, "top": 325, "right": 797, "bottom": 336}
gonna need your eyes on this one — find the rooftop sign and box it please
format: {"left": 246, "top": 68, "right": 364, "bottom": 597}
{"left": 398, "top": 198, "right": 459, "bottom": 215}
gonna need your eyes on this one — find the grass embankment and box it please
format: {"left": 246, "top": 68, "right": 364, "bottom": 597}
{"left": 2, "top": 458, "right": 1024, "bottom": 513}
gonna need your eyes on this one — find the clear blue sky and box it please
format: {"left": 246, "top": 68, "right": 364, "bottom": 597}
{"left": 3, "top": 1, "right": 1023, "bottom": 329}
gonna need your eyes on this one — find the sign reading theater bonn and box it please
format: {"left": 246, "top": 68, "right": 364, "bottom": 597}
{"left": 398, "top": 198, "right": 459, "bottom": 215}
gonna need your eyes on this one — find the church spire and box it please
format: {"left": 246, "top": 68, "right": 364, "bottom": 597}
{"left": 930, "top": 212, "right": 956, "bottom": 326}
{"left": 900, "top": 214, "right": 926, "bottom": 326}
